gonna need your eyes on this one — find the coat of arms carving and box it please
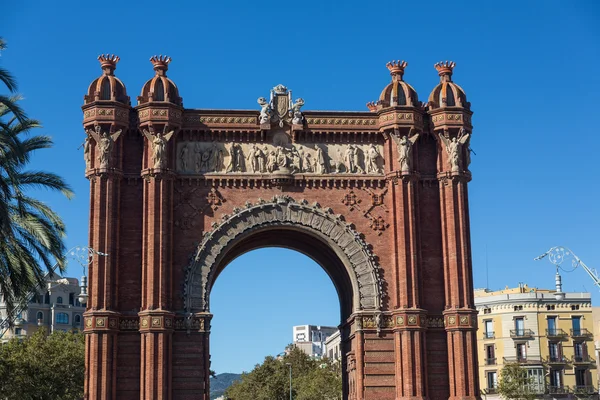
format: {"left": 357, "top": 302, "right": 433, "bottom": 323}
{"left": 257, "top": 84, "right": 304, "bottom": 127}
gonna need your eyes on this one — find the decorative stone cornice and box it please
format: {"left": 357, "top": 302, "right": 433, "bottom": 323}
{"left": 138, "top": 310, "right": 175, "bottom": 333}
{"left": 83, "top": 311, "right": 121, "bottom": 333}
{"left": 443, "top": 309, "right": 478, "bottom": 331}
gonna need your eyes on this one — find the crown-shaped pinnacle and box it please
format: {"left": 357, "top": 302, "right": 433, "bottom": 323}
{"left": 150, "top": 55, "right": 171, "bottom": 74}
{"left": 366, "top": 101, "right": 378, "bottom": 112}
{"left": 386, "top": 60, "right": 408, "bottom": 78}
{"left": 97, "top": 54, "right": 120, "bottom": 75}
{"left": 434, "top": 61, "right": 456, "bottom": 76}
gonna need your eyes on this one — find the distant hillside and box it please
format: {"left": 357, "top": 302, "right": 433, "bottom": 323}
{"left": 210, "top": 373, "right": 242, "bottom": 399}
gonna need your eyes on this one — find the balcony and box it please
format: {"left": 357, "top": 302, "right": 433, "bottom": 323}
{"left": 546, "top": 328, "right": 567, "bottom": 338}
{"left": 503, "top": 356, "right": 543, "bottom": 365}
{"left": 485, "top": 358, "right": 496, "bottom": 366}
{"left": 573, "top": 385, "right": 596, "bottom": 395}
{"left": 510, "top": 329, "right": 534, "bottom": 338}
{"left": 545, "top": 355, "right": 568, "bottom": 365}
{"left": 572, "top": 355, "right": 595, "bottom": 365}
{"left": 570, "top": 328, "right": 593, "bottom": 339}
{"left": 483, "top": 331, "right": 495, "bottom": 339}
{"left": 547, "top": 386, "right": 569, "bottom": 395}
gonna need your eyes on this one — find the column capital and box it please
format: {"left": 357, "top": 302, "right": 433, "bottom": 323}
{"left": 83, "top": 310, "right": 121, "bottom": 333}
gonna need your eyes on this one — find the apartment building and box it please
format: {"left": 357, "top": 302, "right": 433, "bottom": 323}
{"left": 292, "top": 325, "right": 338, "bottom": 358}
{"left": 475, "top": 278, "right": 597, "bottom": 397}
{"left": 0, "top": 272, "right": 85, "bottom": 341}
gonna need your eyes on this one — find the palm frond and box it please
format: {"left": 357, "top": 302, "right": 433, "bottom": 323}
{"left": 0, "top": 66, "right": 18, "bottom": 93}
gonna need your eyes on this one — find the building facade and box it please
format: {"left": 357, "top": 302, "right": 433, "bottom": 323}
{"left": 292, "top": 325, "right": 338, "bottom": 358}
{"left": 325, "top": 330, "right": 342, "bottom": 362}
{"left": 475, "top": 281, "right": 597, "bottom": 397}
{"left": 82, "top": 55, "right": 478, "bottom": 400}
{"left": 0, "top": 272, "right": 85, "bottom": 341}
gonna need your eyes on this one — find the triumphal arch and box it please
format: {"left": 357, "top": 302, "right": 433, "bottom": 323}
{"left": 82, "top": 55, "right": 479, "bottom": 400}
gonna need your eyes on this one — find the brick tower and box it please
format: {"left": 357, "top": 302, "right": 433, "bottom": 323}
{"left": 82, "top": 56, "right": 478, "bottom": 400}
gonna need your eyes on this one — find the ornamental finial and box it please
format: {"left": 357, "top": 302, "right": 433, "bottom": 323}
{"left": 97, "top": 54, "right": 120, "bottom": 75}
{"left": 386, "top": 60, "right": 407, "bottom": 79}
{"left": 150, "top": 55, "right": 171, "bottom": 75}
{"left": 366, "top": 101, "right": 378, "bottom": 112}
{"left": 434, "top": 61, "right": 455, "bottom": 80}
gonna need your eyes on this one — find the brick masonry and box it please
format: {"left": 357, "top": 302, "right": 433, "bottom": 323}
{"left": 82, "top": 56, "right": 480, "bottom": 400}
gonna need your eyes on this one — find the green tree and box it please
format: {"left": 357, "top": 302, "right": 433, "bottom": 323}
{"left": 497, "top": 363, "right": 537, "bottom": 400}
{"left": 0, "top": 38, "right": 73, "bottom": 320}
{"left": 0, "top": 329, "right": 85, "bottom": 399}
{"left": 224, "top": 346, "right": 342, "bottom": 400}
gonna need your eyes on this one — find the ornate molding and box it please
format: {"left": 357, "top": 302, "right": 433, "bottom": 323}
{"left": 183, "top": 195, "right": 385, "bottom": 313}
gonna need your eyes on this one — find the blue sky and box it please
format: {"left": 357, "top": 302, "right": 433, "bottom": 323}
{"left": 2, "top": 0, "right": 600, "bottom": 373}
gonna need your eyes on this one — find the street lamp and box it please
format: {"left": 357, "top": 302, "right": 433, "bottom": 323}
{"left": 285, "top": 362, "right": 292, "bottom": 400}
{"left": 68, "top": 246, "right": 108, "bottom": 306}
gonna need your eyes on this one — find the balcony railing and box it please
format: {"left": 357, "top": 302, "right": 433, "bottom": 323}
{"left": 547, "top": 386, "right": 569, "bottom": 394}
{"left": 573, "top": 385, "right": 596, "bottom": 395}
{"left": 482, "top": 388, "right": 498, "bottom": 395}
{"left": 571, "top": 328, "right": 592, "bottom": 338}
{"left": 485, "top": 358, "right": 496, "bottom": 365}
{"left": 572, "top": 355, "right": 595, "bottom": 364}
{"left": 545, "top": 355, "right": 568, "bottom": 364}
{"left": 503, "top": 356, "right": 543, "bottom": 364}
{"left": 546, "top": 328, "right": 567, "bottom": 338}
{"left": 510, "top": 329, "right": 534, "bottom": 338}
{"left": 483, "top": 331, "right": 495, "bottom": 339}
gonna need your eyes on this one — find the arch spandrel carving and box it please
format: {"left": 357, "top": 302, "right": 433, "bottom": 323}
{"left": 183, "top": 195, "right": 384, "bottom": 314}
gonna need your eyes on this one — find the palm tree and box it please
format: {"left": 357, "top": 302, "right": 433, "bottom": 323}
{"left": 0, "top": 37, "right": 27, "bottom": 123}
{"left": 0, "top": 39, "right": 73, "bottom": 320}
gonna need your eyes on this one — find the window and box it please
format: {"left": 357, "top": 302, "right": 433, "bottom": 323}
{"left": 547, "top": 316, "right": 557, "bottom": 335}
{"left": 486, "top": 371, "right": 497, "bottom": 389}
{"left": 571, "top": 305, "right": 580, "bottom": 311}
{"left": 575, "top": 368, "right": 587, "bottom": 386}
{"left": 485, "top": 345, "right": 495, "bottom": 365}
{"left": 36, "top": 311, "right": 43, "bottom": 322}
{"left": 572, "top": 316, "right": 581, "bottom": 335}
{"left": 44, "top": 292, "right": 50, "bottom": 304}
{"left": 100, "top": 79, "right": 111, "bottom": 100}
{"left": 154, "top": 79, "right": 165, "bottom": 101}
{"left": 516, "top": 343, "right": 527, "bottom": 361}
{"left": 513, "top": 305, "right": 523, "bottom": 311}
{"left": 484, "top": 320, "right": 494, "bottom": 338}
{"left": 57, "top": 296, "right": 63, "bottom": 304}
{"left": 527, "top": 368, "right": 545, "bottom": 393}
{"left": 69, "top": 293, "right": 74, "bottom": 306}
{"left": 483, "top": 308, "right": 491, "bottom": 314}
{"left": 74, "top": 315, "right": 81, "bottom": 325}
{"left": 549, "top": 369, "right": 562, "bottom": 388}
{"left": 547, "top": 305, "right": 556, "bottom": 310}
{"left": 574, "top": 342, "right": 586, "bottom": 361}
{"left": 56, "top": 312, "right": 69, "bottom": 324}
{"left": 549, "top": 342, "right": 560, "bottom": 361}
{"left": 15, "top": 328, "right": 22, "bottom": 336}
{"left": 515, "top": 317, "right": 525, "bottom": 336}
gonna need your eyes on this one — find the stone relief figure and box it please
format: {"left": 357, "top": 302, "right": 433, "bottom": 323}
{"left": 367, "top": 144, "right": 382, "bottom": 174}
{"left": 255, "top": 145, "right": 266, "bottom": 173}
{"left": 86, "top": 124, "right": 122, "bottom": 168}
{"left": 392, "top": 132, "right": 419, "bottom": 173}
{"left": 303, "top": 152, "right": 313, "bottom": 173}
{"left": 257, "top": 97, "right": 271, "bottom": 124}
{"left": 344, "top": 146, "right": 355, "bottom": 173}
{"left": 226, "top": 143, "right": 244, "bottom": 172}
{"left": 142, "top": 126, "right": 175, "bottom": 169}
{"left": 296, "top": 147, "right": 304, "bottom": 173}
{"left": 315, "top": 145, "right": 329, "bottom": 174}
{"left": 208, "top": 142, "right": 223, "bottom": 172}
{"left": 438, "top": 129, "right": 470, "bottom": 172}
{"left": 179, "top": 144, "right": 189, "bottom": 172}
{"left": 200, "top": 148, "right": 210, "bottom": 172}
{"left": 246, "top": 145, "right": 257, "bottom": 173}
{"left": 334, "top": 148, "right": 344, "bottom": 173}
{"left": 267, "top": 149, "right": 277, "bottom": 172}
{"left": 292, "top": 98, "right": 304, "bottom": 125}
{"left": 194, "top": 143, "right": 203, "bottom": 173}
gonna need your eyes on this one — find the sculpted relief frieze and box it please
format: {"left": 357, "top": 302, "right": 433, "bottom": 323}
{"left": 176, "top": 139, "right": 384, "bottom": 176}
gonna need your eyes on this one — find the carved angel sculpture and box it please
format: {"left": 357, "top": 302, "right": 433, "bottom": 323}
{"left": 142, "top": 126, "right": 175, "bottom": 169}
{"left": 391, "top": 132, "right": 419, "bottom": 173}
{"left": 438, "top": 129, "right": 470, "bottom": 172}
{"left": 257, "top": 97, "right": 271, "bottom": 124}
{"left": 86, "top": 125, "right": 122, "bottom": 168}
{"left": 83, "top": 135, "right": 92, "bottom": 169}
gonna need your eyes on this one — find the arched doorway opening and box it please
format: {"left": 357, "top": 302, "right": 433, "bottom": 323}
{"left": 182, "top": 196, "right": 386, "bottom": 399}
{"left": 210, "top": 247, "right": 341, "bottom": 395}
